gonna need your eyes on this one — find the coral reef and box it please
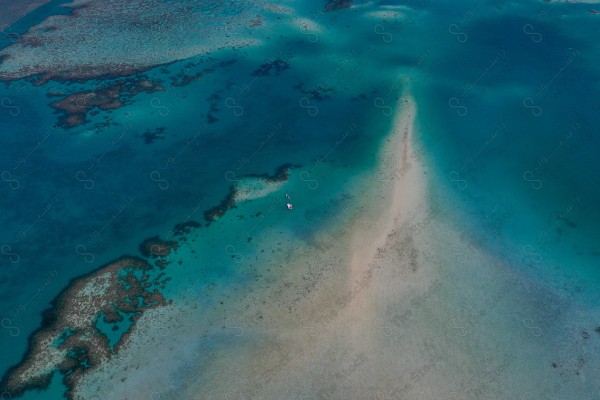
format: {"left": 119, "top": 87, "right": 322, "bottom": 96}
{"left": 294, "top": 82, "right": 335, "bottom": 101}
{"left": 245, "top": 163, "right": 301, "bottom": 183}
{"left": 0, "top": 0, "right": 266, "bottom": 82}
{"left": 0, "top": 256, "right": 171, "bottom": 400}
{"left": 138, "top": 236, "right": 179, "bottom": 259}
{"left": 172, "top": 221, "right": 201, "bottom": 236}
{"left": 0, "top": 163, "right": 298, "bottom": 398}
{"left": 204, "top": 163, "right": 300, "bottom": 224}
{"left": 137, "top": 127, "right": 166, "bottom": 144}
{"left": 50, "top": 78, "right": 163, "bottom": 128}
{"left": 204, "top": 186, "right": 238, "bottom": 224}
{"left": 324, "top": 0, "right": 353, "bottom": 12}
{"left": 251, "top": 59, "right": 289, "bottom": 77}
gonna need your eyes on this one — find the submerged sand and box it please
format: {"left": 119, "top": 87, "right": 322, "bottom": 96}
{"left": 71, "top": 95, "right": 596, "bottom": 400}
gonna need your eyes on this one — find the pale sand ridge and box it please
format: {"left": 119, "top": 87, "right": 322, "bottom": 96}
{"left": 73, "top": 94, "right": 571, "bottom": 400}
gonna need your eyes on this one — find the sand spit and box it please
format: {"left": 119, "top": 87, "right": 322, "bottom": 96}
{"left": 71, "top": 95, "right": 592, "bottom": 400}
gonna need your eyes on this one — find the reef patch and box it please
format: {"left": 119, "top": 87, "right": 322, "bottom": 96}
{"left": 172, "top": 221, "right": 202, "bottom": 237}
{"left": 0, "top": 0, "right": 267, "bottom": 82}
{"left": 0, "top": 255, "right": 172, "bottom": 400}
{"left": 139, "top": 236, "right": 179, "bottom": 259}
{"left": 251, "top": 58, "right": 290, "bottom": 77}
{"left": 0, "top": 163, "right": 298, "bottom": 398}
{"left": 137, "top": 127, "right": 167, "bottom": 144}
{"left": 204, "top": 163, "right": 300, "bottom": 224}
{"left": 50, "top": 78, "right": 164, "bottom": 128}
{"left": 294, "top": 82, "right": 335, "bottom": 101}
{"left": 324, "top": 0, "right": 353, "bottom": 12}
{"left": 204, "top": 186, "right": 238, "bottom": 224}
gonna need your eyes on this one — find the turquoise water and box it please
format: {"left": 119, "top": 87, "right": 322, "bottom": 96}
{"left": 95, "top": 312, "right": 134, "bottom": 350}
{"left": 0, "top": 0, "right": 599, "bottom": 398}
{"left": 411, "top": 1, "right": 600, "bottom": 295}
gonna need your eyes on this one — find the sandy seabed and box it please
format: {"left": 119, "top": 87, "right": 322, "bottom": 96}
{"left": 71, "top": 95, "right": 597, "bottom": 400}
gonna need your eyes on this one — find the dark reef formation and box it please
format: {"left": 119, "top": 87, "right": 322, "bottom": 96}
{"left": 0, "top": 162, "right": 295, "bottom": 398}
{"left": 203, "top": 163, "right": 300, "bottom": 225}
{"left": 251, "top": 58, "right": 290, "bottom": 77}
{"left": 137, "top": 127, "right": 166, "bottom": 144}
{"left": 139, "top": 236, "right": 179, "bottom": 259}
{"left": 250, "top": 16, "right": 263, "bottom": 27}
{"left": 246, "top": 162, "right": 301, "bottom": 183}
{"left": 324, "top": 0, "right": 353, "bottom": 11}
{"left": 50, "top": 78, "right": 164, "bottom": 128}
{"left": 0, "top": 256, "right": 172, "bottom": 400}
{"left": 294, "top": 82, "right": 335, "bottom": 101}
{"left": 169, "top": 58, "right": 236, "bottom": 88}
{"left": 0, "top": 220, "right": 196, "bottom": 399}
{"left": 206, "top": 92, "right": 221, "bottom": 124}
{"left": 173, "top": 221, "right": 201, "bottom": 237}
{"left": 51, "top": 87, "right": 123, "bottom": 128}
{"left": 204, "top": 186, "right": 238, "bottom": 224}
